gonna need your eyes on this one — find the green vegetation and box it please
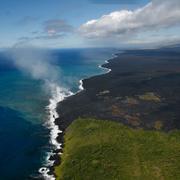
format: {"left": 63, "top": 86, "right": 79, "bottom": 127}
{"left": 55, "top": 118, "right": 180, "bottom": 180}
{"left": 138, "top": 92, "right": 161, "bottom": 102}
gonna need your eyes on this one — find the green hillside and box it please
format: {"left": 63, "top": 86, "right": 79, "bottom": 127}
{"left": 55, "top": 118, "right": 180, "bottom": 180}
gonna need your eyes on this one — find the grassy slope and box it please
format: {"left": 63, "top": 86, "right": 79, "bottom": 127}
{"left": 55, "top": 118, "right": 180, "bottom": 180}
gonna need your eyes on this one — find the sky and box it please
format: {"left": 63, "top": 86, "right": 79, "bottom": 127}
{"left": 0, "top": 0, "right": 180, "bottom": 48}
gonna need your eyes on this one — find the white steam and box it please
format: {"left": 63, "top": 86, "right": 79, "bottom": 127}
{"left": 7, "top": 45, "right": 72, "bottom": 180}
{"left": 8, "top": 46, "right": 60, "bottom": 84}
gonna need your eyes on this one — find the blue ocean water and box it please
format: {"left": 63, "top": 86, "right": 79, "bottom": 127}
{"left": 0, "top": 48, "right": 115, "bottom": 179}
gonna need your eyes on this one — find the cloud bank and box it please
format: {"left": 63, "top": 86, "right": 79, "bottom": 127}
{"left": 80, "top": 0, "right": 180, "bottom": 40}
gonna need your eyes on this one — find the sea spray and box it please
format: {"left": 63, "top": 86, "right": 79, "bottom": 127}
{"left": 79, "top": 80, "right": 84, "bottom": 91}
{"left": 39, "top": 82, "right": 73, "bottom": 180}
{"left": 98, "top": 60, "right": 111, "bottom": 73}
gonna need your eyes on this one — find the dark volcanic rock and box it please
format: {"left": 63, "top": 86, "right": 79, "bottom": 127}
{"left": 56, "top": 48, "right": 180, "bottom": 131}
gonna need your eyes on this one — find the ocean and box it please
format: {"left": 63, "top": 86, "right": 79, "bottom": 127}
{"left": 0, "top": 48, "right": 115, "bottom": 179}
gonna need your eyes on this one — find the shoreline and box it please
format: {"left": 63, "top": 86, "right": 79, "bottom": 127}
{"left": 39, "top": 84, "right": 73, "bottom": 180}
{"left": 47, "top": 54, "right": 116, "bottom": 180}
{"left": 78, "top": 53, "right": 118, "bottom": 92}
{"left": 78, "top": 52, "right": 121, "bottom": 92}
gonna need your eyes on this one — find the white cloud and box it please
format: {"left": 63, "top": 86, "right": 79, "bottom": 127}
{"left": 79, "top": 0, "right": 180, "bottom": 40}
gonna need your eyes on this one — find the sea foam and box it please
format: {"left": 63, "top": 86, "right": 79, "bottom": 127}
{"left": 39, "top": 83, "right": 73, "bottom": 180}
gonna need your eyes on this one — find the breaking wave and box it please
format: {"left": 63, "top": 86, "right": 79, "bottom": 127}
{"left": 39, "top": 82, "right": 73, "bottom": 180}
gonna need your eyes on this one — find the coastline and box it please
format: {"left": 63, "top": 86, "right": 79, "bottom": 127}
{"left": 39, "top": 84, "right": 73, "bottom": 180}
{"left": 78, "top": 53, "right": 118, "bottom": 92}
{"left": 41, "top": 53, "right": 116, "bottom": 179}
{"left": 78, "top": 52, "right": 120, "bottom": 92}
